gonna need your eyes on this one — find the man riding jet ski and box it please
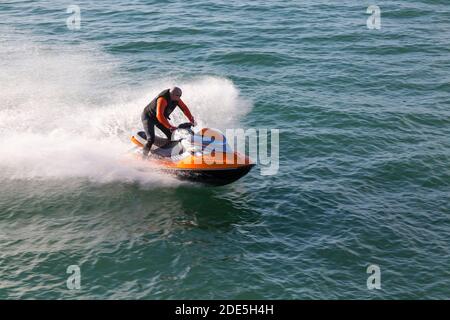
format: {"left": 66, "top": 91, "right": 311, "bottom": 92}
{"left": 133, "top": 87, "right": 254, "bottom": 185}
{"left": 141, "top": 87, "right": 196, "bottom": 158}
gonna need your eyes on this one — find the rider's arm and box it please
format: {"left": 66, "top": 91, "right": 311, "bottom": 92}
{"left": 178, "top": 99, "right": 194, "bottom": 123}
{"left": 156, "top": 97, "right": 176, "bottom": 130}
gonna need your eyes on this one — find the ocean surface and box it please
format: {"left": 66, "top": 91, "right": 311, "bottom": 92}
{"left": 1, "top": 0, "right": 449, "bottom": 299}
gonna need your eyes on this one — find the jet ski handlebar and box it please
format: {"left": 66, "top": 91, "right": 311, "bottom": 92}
{"left": 171, "top": 122, "right": 195, "bottom": 141}
{"left": 177, "top": 122, "right": 194, "bottom": 130}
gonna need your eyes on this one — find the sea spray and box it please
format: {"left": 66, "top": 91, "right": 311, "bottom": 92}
{"left": 0, "top": 32, "right": 252, "bottom": 185}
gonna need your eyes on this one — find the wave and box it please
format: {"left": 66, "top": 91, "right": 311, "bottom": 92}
{"left": 0, "top": 31, "right": 252, "bottom": 185}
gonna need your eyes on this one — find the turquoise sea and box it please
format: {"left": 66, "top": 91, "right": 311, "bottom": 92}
{"left": 0, "top": 0, "right": 449, "bottom": 299}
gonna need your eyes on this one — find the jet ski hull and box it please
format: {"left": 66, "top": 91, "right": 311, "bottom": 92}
{"left": 130, "top": 129, "right": 255, "bottom": 186}
{"left": 163, "top": 164, "right": 255, "bottom": 186}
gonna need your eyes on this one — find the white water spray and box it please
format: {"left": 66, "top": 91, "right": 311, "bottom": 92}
{"left": 0, "top": 32, "right": 252, "bottom": 185}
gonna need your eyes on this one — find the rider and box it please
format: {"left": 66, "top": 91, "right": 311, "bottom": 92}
{"left": 141, "top": 87, "right": 196, "bottom": 157}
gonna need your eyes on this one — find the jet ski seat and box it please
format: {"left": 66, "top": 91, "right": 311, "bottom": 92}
{"left": 137, "top": 131, "right": 184, "bottom": 158}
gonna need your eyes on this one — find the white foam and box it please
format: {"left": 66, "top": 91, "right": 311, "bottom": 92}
{"left": 0, "top": 31, "right": 252, "bottom": 185}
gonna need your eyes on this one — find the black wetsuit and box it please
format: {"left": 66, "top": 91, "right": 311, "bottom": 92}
{"left": 141, "top": 89, "right": 180, "bottom": 156}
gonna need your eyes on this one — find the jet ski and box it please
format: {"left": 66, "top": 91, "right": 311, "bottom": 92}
{"left": 129, "top": 123, "right": 255, "bottom": 186}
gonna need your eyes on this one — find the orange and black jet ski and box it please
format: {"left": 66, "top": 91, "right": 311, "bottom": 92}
{"left": 130, "top": 123, "right": 254, "bottom": 186}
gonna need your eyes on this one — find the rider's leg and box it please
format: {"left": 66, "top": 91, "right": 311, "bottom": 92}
{"left": 155, "top": 122, "right": 173, "bottom": 141}
{"left": 142, "top": 118, "right": 156, "bottom": 157}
